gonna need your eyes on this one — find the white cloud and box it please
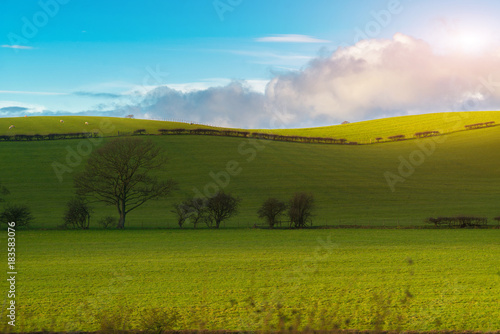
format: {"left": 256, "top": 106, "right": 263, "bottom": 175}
{"left": 38, "top": 34, "right": 500, "bottom": 129}
{"left": 1, "top": 45, "right": 34, "bottom": 50}
{"left": 256, "top": 34, "right": 331, "bottom": 44}
{"left": 265, "top": 33, "right": 500, "bottom": 125}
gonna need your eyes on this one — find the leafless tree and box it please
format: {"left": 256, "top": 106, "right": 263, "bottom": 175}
{"left": 288, "top": 192, "right": 314, "bottom": 228}
{"left": 257, "top": 198, "right": 287, "bottom": 228}
{"left": 63, "top": 197, "right": 92, "bottom": 229}
{"left": 204, "top": 191, "right": 240, "bottom": 228}
{"left": 75, "top": 138, "right": 177, "bottom": 229}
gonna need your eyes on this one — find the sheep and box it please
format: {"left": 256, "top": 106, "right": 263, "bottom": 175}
{"left": 60, "top": 120, "right": 64, "bottom": 123}
{"left": 8, "top": 125, "right": 15, "bottom": 129}
{"left": 85, "top": 122, "right": 89, "bottom": 125}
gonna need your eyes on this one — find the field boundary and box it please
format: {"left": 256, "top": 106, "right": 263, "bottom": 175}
{"left": 1, "top": 121, "right": 498, "bottom": 147}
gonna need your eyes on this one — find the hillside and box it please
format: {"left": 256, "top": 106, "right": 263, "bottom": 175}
{"left": 265, "top": 111, "right": 500, "bottom": 143}
{"left": 0, "top": 111, "right": 499, "bottom": 228}
{"left": 1, "top": 111, "right": 500, "bottom": 143}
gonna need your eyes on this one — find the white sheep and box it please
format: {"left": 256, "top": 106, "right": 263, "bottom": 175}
{"left": 60, "top": 120, "right": 64, "bottom": 123}
{"left": 8, "top": 125, "right": 14, "bottom": 129}
{"left": 85, "top": 122, "right": 89, "bottom": 125}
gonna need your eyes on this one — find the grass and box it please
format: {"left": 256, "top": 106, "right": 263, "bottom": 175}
{"left": 263, "top": 111, "right": 500, "bottom": 143}
{"left": 1, "top": 229, "right": 499, "bottom": 332}
{"left": 1, "top": 116, "right": 500, "bottom": 228}
{"left": 1, "top": 113, "right": 499, "bottom": 333}
{"left": 0, "top": 116, "right": 217, "bottom": 137}
{"left": 1, "top": 111, "right": 500, "bottom": 143}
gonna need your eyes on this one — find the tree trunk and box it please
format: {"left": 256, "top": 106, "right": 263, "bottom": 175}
{"left": 117, "top": 213, "right": 126, "bottom": 229}
{"left": 117, "top": 201, "right": 126, "bottom": 229}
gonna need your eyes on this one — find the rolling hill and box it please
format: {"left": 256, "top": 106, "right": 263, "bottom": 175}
{"left": 1, "top": 110, "right": 500, "bottom": 143}
{"left": 0, "top": 111, "right": 499, "bottom": 228}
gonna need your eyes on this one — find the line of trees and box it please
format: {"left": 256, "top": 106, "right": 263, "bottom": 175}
{"left": 66, "top": 137, "right": 318, "bottom": 229}
{"left": 425, "top": 216, "right": 489, "bottom": 228}
{"left": 414, "top": 131, "right": 440, "bottom": 138}
{"left": 257, "top": 193, "right": 315, "bottom": 228}
{"left": 0, "top": 132, "right": 98, "bottom": 141}
{"left": 172, "top": 191, "right": 240, "bottom": 229}
{"left": 157, "top": 128, "right": 351, "bottom": 145}
{"left": 465, "top": 121, "right": 495, "bottom": 130}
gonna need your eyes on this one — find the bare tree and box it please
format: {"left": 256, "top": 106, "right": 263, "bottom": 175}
{"left": 205, "top": 191, "right": 240, "bottom": 228}
{"left": 63, "top": 197, "right": 92, "bottom": 229}
{"left": 288, "top": 192, "right": 314, "bottom": 228}
{"left": 171, "top": 202, "right": 190, "bottom": 228}
{"left": 75, "top": 138, "right": 177, "bottom": 229}
{"left": 185, "top": 197, "right": 207, "bottom": 228}
{"left": 257, "top": 198, "right": 287, "bottom": 228}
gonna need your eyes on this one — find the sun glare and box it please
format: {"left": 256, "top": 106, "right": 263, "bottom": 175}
{"left": 450, "top": 30, "right": 491, "bottom": 55}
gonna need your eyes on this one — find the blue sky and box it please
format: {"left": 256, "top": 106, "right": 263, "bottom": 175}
{"left": 2, "top": 0, "right": 500, "bottom": 128}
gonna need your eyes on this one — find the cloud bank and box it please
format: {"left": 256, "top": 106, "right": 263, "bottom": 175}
{"left": 3, "top": 34, "right": 500, "bottom": 128}
{"left": 127, "top": 33, "right": 500, "bottom": 128}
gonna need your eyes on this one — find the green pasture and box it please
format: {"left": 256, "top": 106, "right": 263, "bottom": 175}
{"left": 1, "top": 111, "right": 500, "bottom": 143}
{"left": 1, "top": 229, "right": 499, "bottom": 332}
{"left": 265, "top": 111, "right": 500, "bottom": 143}
{"left": 0, "top": 116, "right": 215, "bottom": 137}
{"left": 0, "top": 116, "right": 500, "bottom": 228}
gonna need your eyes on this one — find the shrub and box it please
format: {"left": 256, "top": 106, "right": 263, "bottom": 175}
{"left": 133, "top": 129, "right": 146, "bottom": 135}
{"left": 0, "top": 203, "right": 34, "bottom": 228}
{"left": 257, "top": 198, "right": 287, "bottom": 228}
{"left": 98, "top": 216, "right": 118, "bottom": 229}
{"left": 63, "top": 197, "right": 92, "bottom": 229}
{"left": 288, "top": 192, "right": 314, "bottom": 228}
{"left": 205, "top": 191, "right": 240, "bottom": 228}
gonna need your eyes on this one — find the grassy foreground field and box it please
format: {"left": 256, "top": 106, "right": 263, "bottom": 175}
{"left": 1, "top": 119, "right": 500, "bottom": 228}
{"left": 1, "top": 229, "right": 499, "bottom": 332}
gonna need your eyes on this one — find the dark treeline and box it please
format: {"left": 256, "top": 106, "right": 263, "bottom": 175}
{"left": 414, "top": 131, "right": 440, "bottom": 138}
{"left": 425, "top": 216, "right": 489, "bottom": 228}
{"left": 157, "top": 128, "right": 352, "bottom": 145}
{"left": 464, "top": 121, "right": 496, "bottom": 130}
{"left": 0, "top": 132, "right": 98, "bottom": 141}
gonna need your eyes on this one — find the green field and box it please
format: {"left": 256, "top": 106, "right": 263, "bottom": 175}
{"left": 1, "top": 229, "right": 499, "bottom": 332}
{"left": 1, "top": 113, "right": 500, "bottom": 228}
{"left": 1, "top": 113, "right": 499, "bottom": 332}
{"left": 1, "top": 111, "right": 500, "bottom": 143}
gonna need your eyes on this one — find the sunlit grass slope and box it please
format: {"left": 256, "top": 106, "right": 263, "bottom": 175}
{"left": 0, "top": 116, "right": 216, "bottom": 136}
{"left": 266, "top": 111, "right": 500, "bottom": 143}
{"left": 1, "top": 111, "right": 499, "bottom": 143}
{"left": 0, "top": 115, "right": 499, "bottom": 228}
